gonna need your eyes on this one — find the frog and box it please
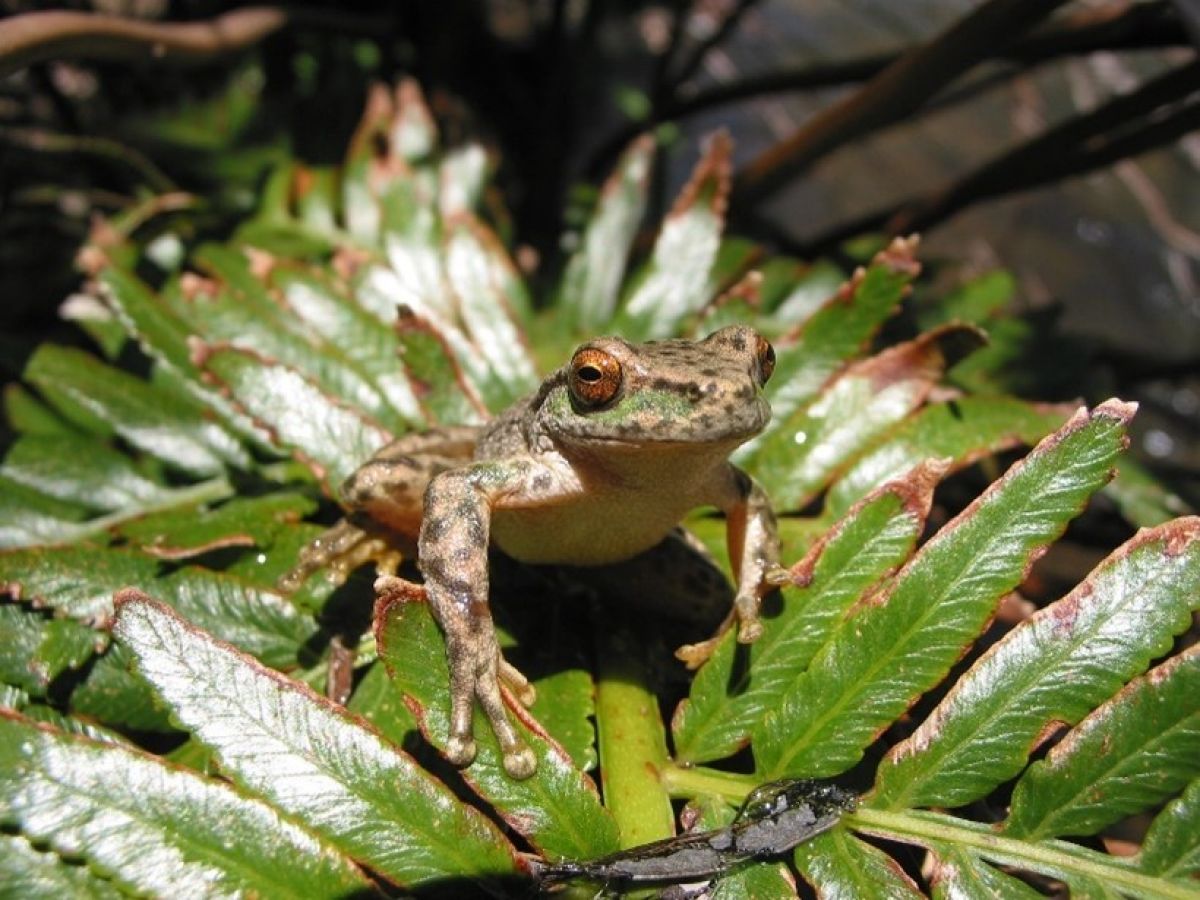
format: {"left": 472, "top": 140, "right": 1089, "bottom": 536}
{"left": 282, "top": 325, "right": 783, "bottom": 779}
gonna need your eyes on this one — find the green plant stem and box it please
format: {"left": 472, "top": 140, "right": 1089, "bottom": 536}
{"left": 592, "top": 606, "right": 674, "bottom": 848}
{"left": 66, "top": 476, "right": 234, "bottom": 543}
{"left": 853, "top": 808, "right": 1191, "bottom": 900}
{"left": 660, "top": 763, "right": 758, "bottom": 805}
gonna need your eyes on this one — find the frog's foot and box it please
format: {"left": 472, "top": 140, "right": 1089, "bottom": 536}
{"left": 675, "top": 611, "right": 735, "bottom": 669}
{"left": 278, "top": 519, "right": 401, "bottom": 593}
{"left": 446, "top": 635, "right": 537, "bottom": 779}
{"left": 734, "top": 590, "right": 764, "bottom": 644}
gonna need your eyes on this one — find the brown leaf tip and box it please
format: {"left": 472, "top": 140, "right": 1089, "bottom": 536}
{"left": 874, "top": 235, "right": 922, "bottom": 277}
{"left": 669, "top": 129, "right": 733, "bottom": 221}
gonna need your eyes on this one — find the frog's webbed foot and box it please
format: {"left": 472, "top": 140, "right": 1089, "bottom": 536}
{"left": 278, "top": 519, "right": 402, "bottom": 593}
{"left": 445, "top": 629, "right": 537, "bottom": 779}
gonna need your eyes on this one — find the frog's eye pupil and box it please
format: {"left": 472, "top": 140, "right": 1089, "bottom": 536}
{"left": 569, "top": 348, "right": 622, "bottom": 407}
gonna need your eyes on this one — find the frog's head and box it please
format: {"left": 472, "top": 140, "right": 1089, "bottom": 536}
{"left": 536, "top": 325, "right": 774, "bottom": 448}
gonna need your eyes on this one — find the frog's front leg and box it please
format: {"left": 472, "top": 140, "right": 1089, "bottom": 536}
{"left": 418, "top": 458, "right": 548, "bottom": 780}
{"left": 714, "top": 465, "right": 782, "bottom": 644}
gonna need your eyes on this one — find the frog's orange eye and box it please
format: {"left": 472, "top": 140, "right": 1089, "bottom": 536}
{"left": 756, "top": 335, "right": 776, "bottom": 385}
{"left": 569, "top": 347, "right": 622, "bottom": 407}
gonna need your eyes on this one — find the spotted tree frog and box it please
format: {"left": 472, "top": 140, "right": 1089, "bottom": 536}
{"left": 285, "top": 325, "right": 782, "bottom": 778}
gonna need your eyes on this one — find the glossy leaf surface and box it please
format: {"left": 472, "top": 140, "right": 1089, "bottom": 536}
{"left": 114, "top": 592, "right": 520, "bottom": 886}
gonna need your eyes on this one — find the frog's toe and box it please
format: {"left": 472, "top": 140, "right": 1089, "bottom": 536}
{"left": 736, "top": 618, "right": 764, "bottom": 643}
{"left": 502, "top": 744, "right": 537, "bottom": 780}
{"left": 764, "top": 564, "right": 791, "bottom": 587}
{"left": 446, "top": 733, "right": 477, "bottom": 767}
{"left": 499, "top": 657, "right": 537, "bottom": 707}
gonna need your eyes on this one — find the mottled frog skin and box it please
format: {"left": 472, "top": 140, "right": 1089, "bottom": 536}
{"left": 285, "top": 325, "right": 781, "bottom": 778}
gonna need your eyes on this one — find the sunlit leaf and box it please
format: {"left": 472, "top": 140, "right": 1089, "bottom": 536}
{"left": 0, "top": 712, "right": 374, "bottom": 898}
{"left": 824, "top": 395, "right": 1073, "bottom": 518}
{"left": 24, "top": 345, "right": 240, "bottom": 478}
{"left": 195, "top": 342, "right": 393, "bottom": 493}
{"left": 0, "top": 545, "right": 317, "bottom": 666}
{"left": 117, "top": 492, "right": 316, "bottom": 560}
{"left": 753, "top": 402, "right": 1134, "bottom": 779}
{"left": 874, "top": 519, "right": 1200, "bottom": 811}
{"left": 2, "top": 435, "right": 171, "bottom": 514}
{"left": 1139, "top": 777, "right": 1200, "bottom": 879}
{"left": 444, "top": 215, "right": 539, "bottom": 409}
{"left": 617, "top": 132, "right": 731, "bottom": 340}
{"left": 753, "top": 325, "right": 984, "bottom": 510}
{"left": 558, "top": 135, "right": 654, "bottom": 331}
{"left": 395, "top": 308, "right": 489, "bottom": 426}
{"left": 794, "top": 828, "right": 922, "bottom": 898}
{"left": 0, "top": 832, "right": 127, "bottom": 899}
{"left": 273, "top": 267, "right": 423, "bottom": 424}
{"left": 114, "top": 592, "right": 520, "bottom": 886}
{"left": 928, "top": 843, "right": 1044, "bottom": 899}
{"left": 673, "top": 460, "right": 943, "bottom": 764}
{"left": 1004, "top": 643, "right": 1200, "bottom": 840}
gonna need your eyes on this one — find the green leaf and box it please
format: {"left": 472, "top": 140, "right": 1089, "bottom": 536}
{"left": 0, "top": 712, "right": 373, "bottom": 898}
{"left": 0, "top": 476, "right": 89, "bottom": 549}
{"left": 0, "top": 545, "right": 318, "bottom": 666}
{"left": 444, "top": 215, "right": 539, "bottom": 409}
{"left": 31, "top": 618, "right": 102, "bottom": 687}
{"left": 917, "top": 269, "right": 1016, "bottom": 329}
{"left": 753, "top": 401, "right": 1134, "bottom": 779}
{"left": 528, "top": 667, "right": 599, "bottom": 773}
{"left": 0, "top": 605, "right": 52, "bottom": 696}
{"left": 439, "top": 143, "right": 489, "bottom": 219}
{"left": 794, "top": 827, "right": 923, "bottom": 898}
{"left": 395, "top": 308, "right": 489, "bottom": 425}
{"left": 753, "top": 325, "right": 984, "bottom": 510}
{"left": 824, "top": 396, "right": 1073, "bottom": 519}
{"left": 117, "top": 491, "right": 317, "bottom": 560}
{"left": 928, "top": 843, "right": 1045, "bottom": 899}
{"left": 764, "top": 258, "right": 844, "bottom": 328}
{"left": 0, "top": 832, "right": 127, "bottom": 899}
{"left": 114, "top": 591, "right": 519, "bottom": 886}
{"left": 346, "top": 659, "right": 418, "bottom": 749}
{"left": 2, "top": 435, "right": 171, "bottom": 514}
{"left": 24, "top": 345, "right": 240, "bottom": 477}
{"left": 874, "top": 518, "right": 1200, "bottom": 811}
{"left": 97, "top": 266, "right": 267, "bottom": 455}
{"left": 0, "top": 544, "right": 159, "bottom": 624}
{"left": 745, "top": 237, "right": 918, "bottom": 447}
{"left": 69, "top": 643, "right": 171, "bottom": 732}
{"left": 1106, "top": 457, "right": 1191, "bottom": 528}
{"left": 617, "top": 132, "right": 731, "bottom": 340}
{"left": 1004, "top": 643, "right": 1200, "bottom": 841}
{"left": 375, "top": 590, "right": 619, "bottom": 860}
{"left": 558, "top": 134, "right": 654, "bottom": 331}
{"left": 673, "top": 460, "right": 943, "bottom": 764}
{"left": 191, "top": 245, "right": 411, "bottom": 433}
{"left": 195, "top": 342, "right": 393, "bottom": 493}
{"left": 3, "top": 384, "right": 75, "bottom": 437}
{"left": 273, "top": 267, "right": 423, "bottom": 424}
{"left": 1139, "top": 777, "right": 1200, "bottom": 879}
